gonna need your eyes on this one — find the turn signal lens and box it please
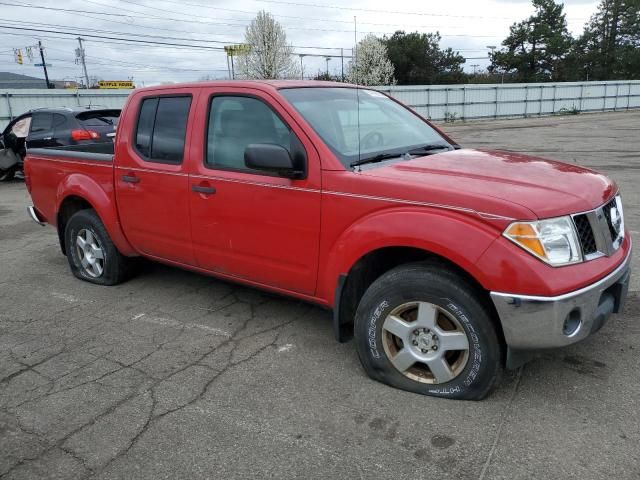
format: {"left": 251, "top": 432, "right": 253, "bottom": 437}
{"left": 505, "top": 223, "right": 546, "bottom": 258}
{"left": 504, "top": 217, "right": 582, "bottom": 267}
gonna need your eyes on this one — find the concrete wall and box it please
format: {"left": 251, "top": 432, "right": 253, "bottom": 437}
{"left": 2, "top": 80, "right": 640, "bottom": 130}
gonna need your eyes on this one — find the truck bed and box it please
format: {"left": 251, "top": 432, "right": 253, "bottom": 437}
{"left": 25, "top": 144, "right": 115, "bottom": 226}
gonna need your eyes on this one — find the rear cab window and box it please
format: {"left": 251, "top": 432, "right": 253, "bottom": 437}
{"left": 134, "top": 96, "right": 191, "bottom": 164}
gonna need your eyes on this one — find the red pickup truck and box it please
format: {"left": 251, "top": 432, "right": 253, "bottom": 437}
{"left": 24, "top": 81, "right": 631, "bottom": 400}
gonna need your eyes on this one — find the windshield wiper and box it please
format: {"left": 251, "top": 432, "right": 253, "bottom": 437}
{"left": 350, "top": 153, "right": 404, "bottom": 168}
{"left": 350, "top": 144, "right": 453, "bottom": 169}
{"left": 405, "top": 144, "right": 453, "bottom": 155}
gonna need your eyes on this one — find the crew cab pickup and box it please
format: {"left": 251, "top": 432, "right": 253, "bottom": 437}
{"left": 24, "top": 81, "right": 631, "bottom": 400}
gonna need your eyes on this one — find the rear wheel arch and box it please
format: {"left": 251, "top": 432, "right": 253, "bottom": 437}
{"left": 57, "top": 195, "right": 95, "bottom": 255}
{"left": 55, "top": 176, "right": 136, "bottom": 257}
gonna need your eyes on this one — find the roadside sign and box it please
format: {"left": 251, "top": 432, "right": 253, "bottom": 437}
{"left": 224, "top": 44, "right": 250, "bottom": 56}
{"left": 98, "top": 80, "right": 135, "bottom": 89}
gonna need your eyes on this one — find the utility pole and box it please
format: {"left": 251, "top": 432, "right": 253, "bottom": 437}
{"left": 299, "top": 54, "right": 306, "bottom": 80}
{"left": 76, "top": 38, "right": 90, "bottom": 89}
{"left": 38, "top": 40, "right": 52, "bottom": 89}
{"left": 471, "top": 64, "right": 480, "bottom": 75}
{"left": 340, "top": 48, "right": 344, "bottom": 81}
{"left": 325, "top": 56, "right": 331, "bottom": 76}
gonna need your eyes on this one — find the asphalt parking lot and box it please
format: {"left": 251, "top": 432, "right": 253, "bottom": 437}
{"left": 1, "top": 111, "right": 639, "bottom": 480}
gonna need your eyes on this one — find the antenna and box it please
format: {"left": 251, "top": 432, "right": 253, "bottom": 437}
{"left": 354, "top": 15, "right": 361, "bottom": 170}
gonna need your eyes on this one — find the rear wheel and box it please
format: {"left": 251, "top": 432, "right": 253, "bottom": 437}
{"left": 354, "top": 262, "right": 502, "bottom": 400}
{"left": 64, "top": 209, "right": 132, "bottom": 285}
{"left": 0, "top": 167, "right": 16, "bottom": 182}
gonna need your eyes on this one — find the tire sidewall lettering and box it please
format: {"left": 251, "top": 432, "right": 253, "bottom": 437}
{"left": 366, "top": 296, "right": 485, "bottom": 396}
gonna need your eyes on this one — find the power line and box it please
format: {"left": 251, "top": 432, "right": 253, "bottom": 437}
{"left": 252, "top": 0, "right": 515, "bottom": 19}
{"left": 0, "top": 25, "right": 355, "bottom": 58}
{"left": 251, "top": 0, "right": 590, "bottom": 21}
{"left": 3, "top": 1, "right": 503, "bottom": 38}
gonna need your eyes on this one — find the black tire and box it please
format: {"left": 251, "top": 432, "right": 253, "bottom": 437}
{"left": 64, "top": 209, "right": 133, "bottom": 285}
{"left": 354, "top": 261, "right": 502, "bottom": 400}
{"left": 0, "top": 168, "right": 15, "bottom": 182}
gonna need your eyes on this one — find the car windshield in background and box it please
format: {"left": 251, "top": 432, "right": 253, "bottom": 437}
{"left": 279, "top": 87, "right": 451, "bottom": 168}
{"left": 76, "top": 110, "right": 121, "bottom": 127}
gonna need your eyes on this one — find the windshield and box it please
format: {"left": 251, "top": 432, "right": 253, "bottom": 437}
{"left": 279, "top": 87, "right": 451, "bottom": 168}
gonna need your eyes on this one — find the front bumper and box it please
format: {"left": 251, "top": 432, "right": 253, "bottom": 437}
{"left": 490, "top": 248, "right": 631, "bottom": 350}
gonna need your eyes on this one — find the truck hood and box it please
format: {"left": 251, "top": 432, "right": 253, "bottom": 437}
{"left": 362, "top": 149, "right": 616, "bottom": 220}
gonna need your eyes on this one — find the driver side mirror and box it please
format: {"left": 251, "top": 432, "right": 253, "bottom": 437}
{"left": 244, "top": 144, "right": 305, "bottom": 179}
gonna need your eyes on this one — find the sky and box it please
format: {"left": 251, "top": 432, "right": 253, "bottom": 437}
{"left": 0, "top": 0, "right": 601, "bottom": 86}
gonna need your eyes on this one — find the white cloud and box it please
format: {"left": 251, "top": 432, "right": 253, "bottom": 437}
{"left": 0, "top": 0, "right": 599, "bottom": 85}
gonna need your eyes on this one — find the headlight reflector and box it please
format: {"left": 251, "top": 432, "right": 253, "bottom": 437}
{"left": 504, "top": 217, "right": 582, "bottom": 266}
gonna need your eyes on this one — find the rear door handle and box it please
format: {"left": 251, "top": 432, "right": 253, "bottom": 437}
{"left": 192, "top": 185, "right": 216, "bottom": 194}
{"left": 122, "top": 175, "right": 140, "bottom": 184}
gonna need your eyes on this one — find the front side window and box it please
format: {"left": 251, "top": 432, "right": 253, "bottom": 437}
{"left": 134, "top": 96, "right": 191, "bottom": 163}
{"left": 280, "top": 87, "right": 451, "bottom": 168}
{"left": 205, "top": 96, "right": 292, "bottom": 172}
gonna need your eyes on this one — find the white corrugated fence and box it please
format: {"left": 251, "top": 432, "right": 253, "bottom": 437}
{"left": 2, "top": 80, "right": 640, "bottom": 130}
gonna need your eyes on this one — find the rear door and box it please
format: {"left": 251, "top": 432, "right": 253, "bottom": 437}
{"left": 187, "top": 87, "right": 322, "bottom": 295}
{"left": 115, "top": 90, "right": 197, "bottom": 265}
{"left": 27, "top": 112, "right": 55, "bottom": 148}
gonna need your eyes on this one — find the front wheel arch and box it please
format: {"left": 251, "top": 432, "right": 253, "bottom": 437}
{"left": 334, "top": 247, "right": 506, "bottom": 355}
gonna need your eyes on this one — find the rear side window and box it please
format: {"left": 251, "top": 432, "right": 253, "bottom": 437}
{"left": 52, "top": 113, "right": 69, "bottom": 137}
{"left": 134, "top": 96, "right": 191, "bottom": 164}
{"left": 30, "top": 113, "right": 53, "bottom": 133}
{"left": 135, "top": 98, "right": 157, "bottom": 158}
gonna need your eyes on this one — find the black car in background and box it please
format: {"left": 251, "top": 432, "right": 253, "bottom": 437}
{"left": 0, "top": 107, "right": 120, "bottom": 181}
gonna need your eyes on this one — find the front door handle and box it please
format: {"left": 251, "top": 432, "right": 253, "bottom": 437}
{"left": 122, "top": 175, "right": 140, "bottom": 184}
{"left": 192, "top": 185, "right": 216, "bottom": 194}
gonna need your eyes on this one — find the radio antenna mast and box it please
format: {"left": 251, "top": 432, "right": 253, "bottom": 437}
{"left": 354, "top": 15, "right": 361, "bottom": 169}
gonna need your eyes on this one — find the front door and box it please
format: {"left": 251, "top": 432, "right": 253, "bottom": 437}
{"left": 188, "top": 89, "right": 321, "bottom": 295}
{"left": 115, "top": 91, "right": 197, "bottom": 265}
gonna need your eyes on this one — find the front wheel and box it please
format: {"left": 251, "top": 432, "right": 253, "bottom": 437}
{"left": 354, "top": 262, "right": 502, "bottom": 400}
{"left": 64, "top": 209, "right": 133, "bottom": 285}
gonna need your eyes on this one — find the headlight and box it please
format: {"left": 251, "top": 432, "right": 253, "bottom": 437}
{"left": 504, "top": 216, "right": 582, "bottom": 266}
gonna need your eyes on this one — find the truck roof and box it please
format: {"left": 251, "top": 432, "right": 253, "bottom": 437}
{"left": 133, "top": 80, "right": 358, "bottom": 94}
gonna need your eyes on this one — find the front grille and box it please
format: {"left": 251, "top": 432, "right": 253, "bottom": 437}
{"left": 573, "top": 214, "right": 597, "bottom": 256}
{"left": 601, "top": 197, "right": 619, "bottom": 241}
{"left": 571, "top": 195, "right": 624, "bottom": 260}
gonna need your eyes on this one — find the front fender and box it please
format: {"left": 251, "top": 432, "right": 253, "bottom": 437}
{"left": 56, "top": 173, "right": 136, "bottom": 256}
{"left": 317, "top": 207, "right": 502, "bottom": 304}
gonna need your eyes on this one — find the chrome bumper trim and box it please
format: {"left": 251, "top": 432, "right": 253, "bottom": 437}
{"left": 490, "top": 247, "right": 632, "bottom": 349}
{"left": 27, "top": 206, "right": 46, "bottom": 226}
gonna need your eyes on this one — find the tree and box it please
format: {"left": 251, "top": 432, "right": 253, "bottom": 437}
{"left": 347, "top": 34, "right": 395, "bottom": 86}
{"left": 238, "top": 11, "right": 298, "bottom": 80}
{"left": 571, "top": 0, "right": 640, "bottom": 80}
{"left": 383, "top": 31, "right": 466, "bottom": 85}
{"left": 490, "top": 0, "right": 573, "bottom": 82}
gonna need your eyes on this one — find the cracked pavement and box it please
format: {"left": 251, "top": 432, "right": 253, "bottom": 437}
{"left": 1, "top": 111, "right": 639, "bottom": 479}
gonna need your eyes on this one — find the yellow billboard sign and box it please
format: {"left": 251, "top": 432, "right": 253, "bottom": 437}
{"left": 224, "top": 44, "right": 250, "bottom": 56}
{"left": 98, "top": 80, "right": 135, "bottom": 89}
